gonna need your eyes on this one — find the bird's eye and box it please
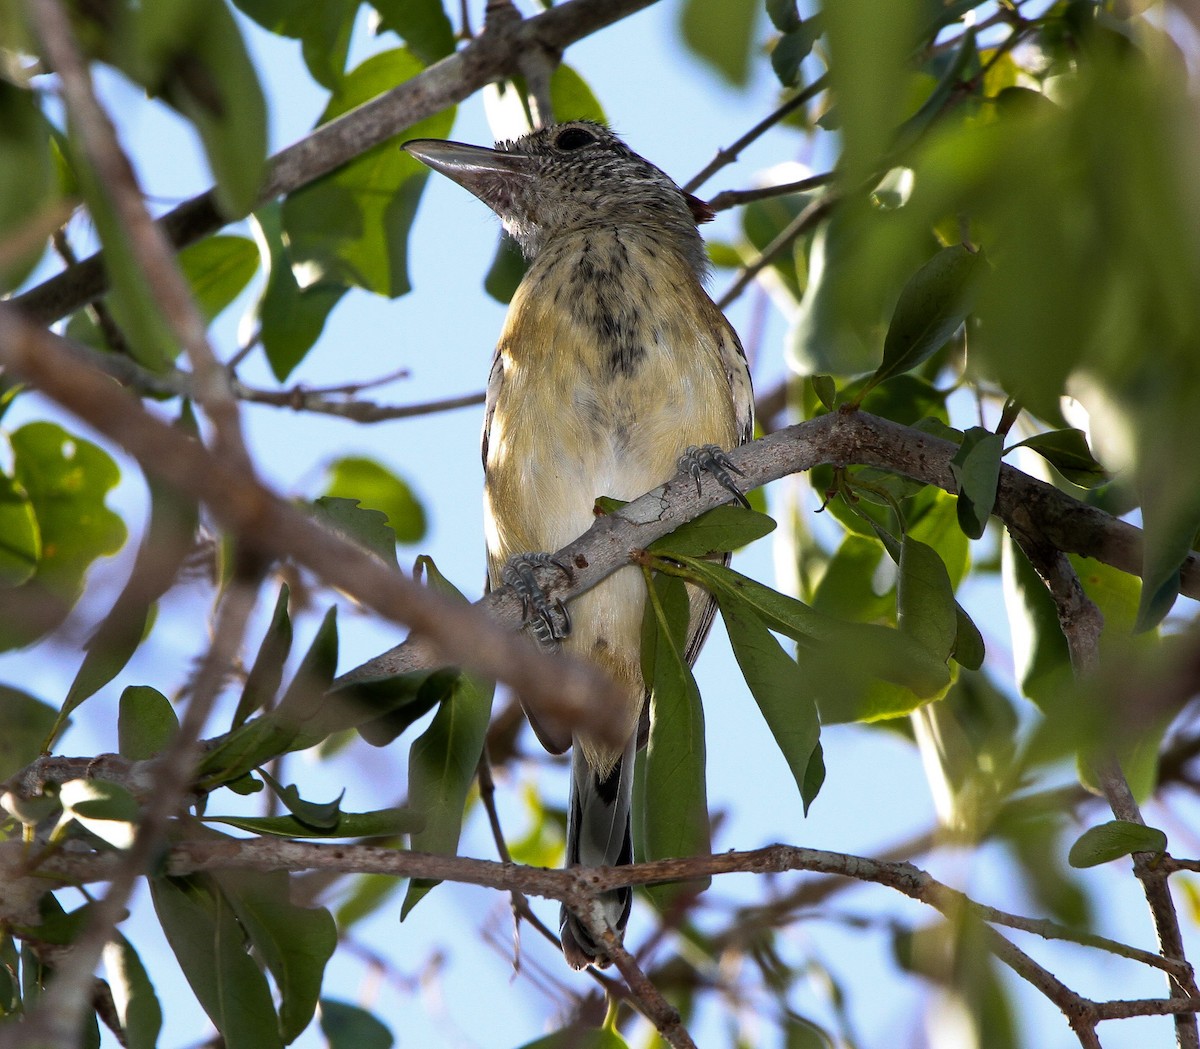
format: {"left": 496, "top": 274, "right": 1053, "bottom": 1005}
{"left": 555, "top": 127, "right": 598, "bottom": 151}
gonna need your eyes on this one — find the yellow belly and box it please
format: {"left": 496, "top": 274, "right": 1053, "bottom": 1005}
{"left": 483, "top": 233, "right": 743, "bottom": 770}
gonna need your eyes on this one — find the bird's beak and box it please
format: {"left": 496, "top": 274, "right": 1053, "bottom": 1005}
{"left": 403, "top": 139, "right": 535, "bottom": 204}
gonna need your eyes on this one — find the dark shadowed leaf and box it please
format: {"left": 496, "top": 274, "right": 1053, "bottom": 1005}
{"left": 310, "top": 497, "right": 399, "bottom": 567}
{"left": 402, "top": 557, "right": 494, "bottom": 915}
{"left": 1011, "top": 428, "right": 1108, "bottom": 488}
{"left": 230, "top": 0, "right": 356, "bottom": 87}
{"left": 515, "top": 1026, "right": 630, "bottom": 1049}
{"left": 649, "top": 504, "right": 776, "bottom": 557}
{"left": 250, "top": 204, "right": 347, "bottom": 381}
{"left": 211, "top": 867, "right": 337, "bottom": 1043}
{"left": 282, "top": 50, "right": 454, "bottom": 298}
{"left": 150, "top": 875, "right": 283, "bottom": 1049}
{"left": 1067, "top": 820, "right": 1167, "bottom": 868}
{"left": 718, "top": 591, "right": 821, "bottom": 810}
{"left": 319, "top": 1000, "right": 394, "bottom": 1049}
{"left": 205, "top": 806, "right": 423, "bottom": 839}
{"left": 401, "top": 670, "right": 494, "bottom": 915}
{"left": 324, "top": 457, "right": 426, "bottom": 544}
{"left": 0, "top": 686, "right": 56, "bottom": 780}
{"left": 949, "top": 427, "right": 1003, "bottom": 540}
{"left": 118, "top": 686, "right": 179, "bottom": 761}
{"left": 638, "top": 572, "right": 710, "bottom": 909}
{"left": 0, "top": 81, "right": 56, "bottom": 290}
{"left": 233, "top": 584, "right": 293, "bottom": 728}
{"left": 372, "top": 0, "right": 456, "bottom": 64}
{"left": 102, "top": 934, "right": 162, "bottom": 1049}
{"left": 867, "top": 245, "right": 985, "bottom": 394}
{"left": 897, "top": 535, "right": 957, "bottom": 661}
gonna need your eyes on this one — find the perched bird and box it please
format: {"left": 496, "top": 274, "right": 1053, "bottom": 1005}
{"left": 404, "top": 121, "right": 753, "bottom": 968}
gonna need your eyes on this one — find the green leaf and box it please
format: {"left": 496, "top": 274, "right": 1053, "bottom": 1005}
{"left": 771, "top": 22, "right": 820, "bottom": 88}
{"left": 101, "top": 935, "right": 162, "bottom": 1049}
{"left": 118, "top": 686, "right": 179, "bottom": 760}
{"left": 649, "top": 504, "right": 776, "bottom": 557}
{"left": 515, "top": 1026, "right": 630, "bottom": 1049}
{"left": 177, "top": 235, "right": 260, "bottom": 323}
{"left": 1010, "top": 428, "right": 1108, "bottom": 488}
{"left": 1, "top": 423, "right": 125, "bottom": 651}
{"left": 282, "top": 50, "right": 455, "bottom": 298}
{"left": 310, "top": 497, "right": 399, "bottom": 567}
{"left": 0, "top": 81, "right": 56, "bottom": 290}
{"left": 717, "top": 592, "right": 821, "bottom": 811}
{"left": 949, "top": 426, "right": 1003, "bottom": 540}
{"left": 1067, "top": 820, "right": 1167, "bottom": 868}
{"left": 230, "top": 0, "right": 356, "bottom": 87}
{"left": 867, "top": 245, "right": 985, "bottom": 394}
{"left": 401, "top": 669, "right": 494, "bottom": 915}
{"left": 801, "top": 742, "right": 826, "bottom": 816}
{"left": 671, "top": 557, "right": 950, "bottom": 699}
{"left": 149, "top": 875, "right": 283, "bottom": 1049}
{"left": 324, "top": 456, "right": 427, "bottom": 544}
{"left": 372, "top": 0, "right": 456, "bottom": 64}
{"left": 199, "top": 607, "right": 339, "bottom": 784}
{"left": 335, "top": 874, "right": 404, "bottom": 930}
{"left": 766, "top": 0, "right": 801, "bottom": 32}
{"left": 953, "top": 603, "right": 985, "bottom": 671}
{"left": 897, "top": 535, "right": 957, "bottom": 662}
{"left": 637, "top": 573, "right": 710, "bottom": 909}
{"left": 0, "top": 686, "right": 56, "bottom": 781}
{"left": 483, "top": 232, "right": 527, "bottom": 304}
{"left": 258, "top": 769, "right": 343, "bottom": 831}
{"left": 233, "top": 584, "right": 293, "bottom": 729}
{"left": 549, "top": 64, "right": 607, "bottom": 124}
{"left": 0, "top": 471, "right": 39, "bottom": 588}
{"left": 249, "top": 203, "right": 346, "bottom": 381}
{"left": 210, "top": 868, "right": 337, "bottom": 1043}
{"left": 47, "top": 456, "right": 195, "bottom": 746}
{"left": 810, "top": 374, "right": 836, "bottom": 411}
{"left": 138, "top": 0, "right": 267, "bottom": 216}
{"left": 319, "top": 1000, "right": 394, "bottom": 1049}
{"left": 349, "top": 667, "right": 461, "bottom": 747}
{"left": 205, "top": 806, "right": 423, "bottom": 839}
{"left": 57, "top": 779, "right": 140, "bottom": 849}
{"left": 679, "top": 0, "right": 759, "bottom": 87}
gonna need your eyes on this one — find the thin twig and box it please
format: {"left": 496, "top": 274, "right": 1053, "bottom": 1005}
{"left": 706, "top": 171, "right": 835, "bottom": 213}
{"left": 715, "top": 192, "right": 835, "bottom": 310}
{"left": 683, "top": 75, "right": 830, "bottom": 194}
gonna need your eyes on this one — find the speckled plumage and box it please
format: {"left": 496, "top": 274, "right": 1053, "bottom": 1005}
{"left": 404, "top": 122, "right": 753, "bottom": 969}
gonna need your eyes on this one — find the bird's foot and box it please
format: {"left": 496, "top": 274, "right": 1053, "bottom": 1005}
{"left": 502, "top": 553, "right": 572, "bottom": 646}
{"left": 678, "top": 444, "right": 751, "bottom": 509}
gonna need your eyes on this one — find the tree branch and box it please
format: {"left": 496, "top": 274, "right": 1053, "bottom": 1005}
{"left": 13, "top": 0, "right": 662, "bottom": 326}
{"left": 341, "top": 407, "right": 1200, "bottom": 684}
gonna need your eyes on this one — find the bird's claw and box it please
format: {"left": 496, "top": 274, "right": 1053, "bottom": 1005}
{"left": 677, "top": 444, "right": 751, "bottom": 509}
{"left": 502, "top": 553, "right": 572, "bottom": 645}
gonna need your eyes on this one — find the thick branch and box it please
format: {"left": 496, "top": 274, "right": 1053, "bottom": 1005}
{"left": 12, "top": 0, "right": 661, "bottom": 325}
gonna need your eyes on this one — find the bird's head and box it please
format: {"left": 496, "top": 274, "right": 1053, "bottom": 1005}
{"left": 403, "top": 121, "right": 711, "bottom": 273}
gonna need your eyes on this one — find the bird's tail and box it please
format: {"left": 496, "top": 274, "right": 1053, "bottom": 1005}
{"left": 559, "top": 736, "right": 636, "bottom": 969}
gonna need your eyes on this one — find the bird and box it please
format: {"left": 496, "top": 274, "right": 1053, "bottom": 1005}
{"left": 403, "top": 120, "right": 753, "bottom": 969}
